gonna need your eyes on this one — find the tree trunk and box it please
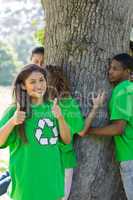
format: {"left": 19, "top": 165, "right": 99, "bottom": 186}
{"left": 41, "top": 0, "right": 133, "bottom": 199}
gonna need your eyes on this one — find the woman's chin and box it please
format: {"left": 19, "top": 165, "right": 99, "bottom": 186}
{"left": 30, "top": 93, "right": 44, "bottom": 99}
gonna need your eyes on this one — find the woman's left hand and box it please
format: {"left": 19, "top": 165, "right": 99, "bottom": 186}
{"left": 52, "top": 98, "right": 63, "bottom": 119}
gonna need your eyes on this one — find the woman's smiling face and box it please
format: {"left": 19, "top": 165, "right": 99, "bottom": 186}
{"left": 23, "top": 71, "right": 47, "bottom": 102}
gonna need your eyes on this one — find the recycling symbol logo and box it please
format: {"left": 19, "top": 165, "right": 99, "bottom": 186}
{"left": 35, "top": 118, "right": 58, "bottom": 145}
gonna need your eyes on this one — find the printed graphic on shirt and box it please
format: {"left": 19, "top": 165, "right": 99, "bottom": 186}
{"left": 35, "top": 118, "right": 58, "bottom": 145}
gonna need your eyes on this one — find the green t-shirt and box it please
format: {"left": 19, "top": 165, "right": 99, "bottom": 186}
{"left": 0, "top": 100, "right": 82, "bottom": 200}
{"left": 58, "top": 98, "right": 84, "bottom": 168}
{"left": 109, "top": 80, "right": 133, "bottom": 161}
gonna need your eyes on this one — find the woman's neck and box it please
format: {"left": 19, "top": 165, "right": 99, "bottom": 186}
{"left": 31, "top": 97, "right": 43, "bottom": 105}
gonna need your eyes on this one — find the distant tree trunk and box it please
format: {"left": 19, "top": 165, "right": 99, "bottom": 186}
{"left": 41, "top": 0, "right": 133, "bottom": 199}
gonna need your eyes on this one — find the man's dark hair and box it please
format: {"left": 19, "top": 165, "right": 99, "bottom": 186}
{"left": 31, "top": 46, "right": 44, "bottom": 55}
{"left": 113, "top": 53, "right": 133, "bottom": 71}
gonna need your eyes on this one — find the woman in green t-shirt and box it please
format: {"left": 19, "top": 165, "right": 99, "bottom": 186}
{"left": 0, "top": 64, "right": 104, "bottom": 200}
{"left": 46, "top": 65, "right": 104, "bottom": 200}
{"left": 0, "top": 64, "right": 73, "bottom": 200}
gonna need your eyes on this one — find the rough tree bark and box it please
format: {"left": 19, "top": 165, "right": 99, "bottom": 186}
{"left": 41, "top": 0, "right": 133, "bottom": 199}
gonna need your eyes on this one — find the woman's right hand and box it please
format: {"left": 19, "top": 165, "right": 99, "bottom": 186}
{"left": 11, "top": 105, "right": 26, "bottom": 125}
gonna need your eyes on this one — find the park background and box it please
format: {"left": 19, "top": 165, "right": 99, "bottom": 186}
{"left": 0, "top": 0, "right": 133, "bottom": 199}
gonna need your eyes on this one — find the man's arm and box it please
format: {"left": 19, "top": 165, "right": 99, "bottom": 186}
{"left": 80, "top": 120, "right": 126, "bottom": 137}
{"left": 79, "top": 92, "right": 105, "bottom": 137}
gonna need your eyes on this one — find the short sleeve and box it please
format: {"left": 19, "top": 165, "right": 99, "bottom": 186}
{"left": 0, "top": 105, "right": 17, "bottom": 148}
{"left": 110, "top": 89, "right": 133, "bottom": 122}
{"left": 59, "top": 98, "right": 85, "bottom": 136}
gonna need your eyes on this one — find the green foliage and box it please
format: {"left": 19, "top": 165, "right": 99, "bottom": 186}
{"left": 0, "top": 42, "right": 21, "bottom": 85}
{"left": 35, "top": 28, "right": 45, "bottom": 45}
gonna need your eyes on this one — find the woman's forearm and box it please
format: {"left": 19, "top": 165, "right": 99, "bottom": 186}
{"left": 79, "top": 107, "right": 97, "bottom": 136}
{"left": 85, "top": 107, "right": 97, "bottom": 128}
{"left": 0, "top": 117, "right": 15, "bottom": 146}
{"left": 58, "top": 116, "right": 71, "bottom": 144}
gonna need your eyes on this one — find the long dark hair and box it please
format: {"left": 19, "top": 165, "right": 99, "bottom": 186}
{"left": 45, "top": 65, "right": 71, "bottom": 100}
{"left": 12, "top": 64, "right": 47, "bottom": 143}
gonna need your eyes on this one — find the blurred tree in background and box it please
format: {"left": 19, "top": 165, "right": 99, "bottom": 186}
{"left": 0, "top": 42, "right": 21, "bottom": 85}
{"left": 0, "top": 0, "right": 44, "bottom": 85}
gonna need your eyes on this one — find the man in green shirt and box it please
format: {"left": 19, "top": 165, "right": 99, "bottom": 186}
{"left": 84, "top": 53, "right": 133, "bottom": 200}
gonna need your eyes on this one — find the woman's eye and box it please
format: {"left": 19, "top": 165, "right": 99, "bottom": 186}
{"left": 40, "top": 79, "right": 44, "bottom": 82}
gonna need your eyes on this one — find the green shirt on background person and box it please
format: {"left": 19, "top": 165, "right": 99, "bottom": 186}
{"left": 58, "top": 98, "right": 84, "bottom": 168}
{"left": 109, "top": 80, "right": 133, "bottom": 161}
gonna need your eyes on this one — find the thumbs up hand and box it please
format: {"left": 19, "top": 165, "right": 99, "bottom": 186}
{"left": 52, "top": 98, "right": 63, "bottom": 120}
{"left": 11, "top": 103, "right": 26, "bottom": 125}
